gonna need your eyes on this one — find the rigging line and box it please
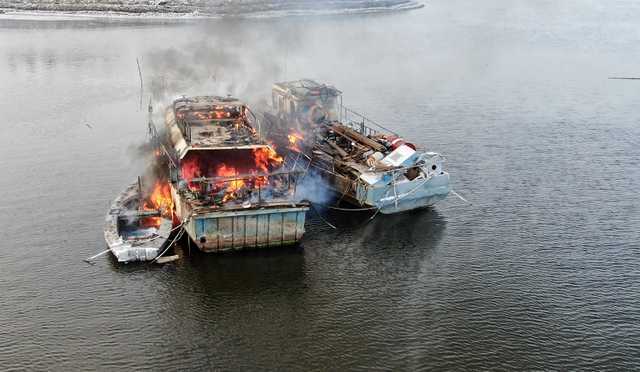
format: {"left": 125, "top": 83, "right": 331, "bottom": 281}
{"left": 450, "top": 189, "right": 471, "bottom": 205}
{"left": 83, "top": 249, "right": 111, "bottom": 264}
{"left": 152, "top": 227, "right": 186, "bottom": 264}
{"left": 366, "top": 207, "right": 381, "bottom": 223}
{"left": 309, "top": 203, "right": 337, "bottom": 230}
{"left": 326, "top": 204, "right": 378, "bottom": 212}
{"left": 152, "top": 215, "right": 191, "bottom": 263}
{"left": 144, "top": 221, "right": 185, "bottom": 243}
{"left": 334, "top": 181, "right": 352, "bottom": 206}
{"left": 379, "top": 175, "right": 430, "bottom": 207}
{"left": 309, "top": 201, "right": 380, "bottom": 229}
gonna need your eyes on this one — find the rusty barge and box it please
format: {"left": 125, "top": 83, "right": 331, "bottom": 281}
{"left": 163, "top": 96, "right": 309, "bottom": 252}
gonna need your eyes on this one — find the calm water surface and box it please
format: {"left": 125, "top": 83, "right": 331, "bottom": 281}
{"left": 1, "top": 1, "right": 640, "bottom": 370}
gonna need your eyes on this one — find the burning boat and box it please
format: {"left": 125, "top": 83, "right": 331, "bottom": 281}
{"left": 265, "top": 79, "right": 450, "bottom": 214}
{"left": 104, "top": 178, "right": 174, "bottom": 263}
{"left": 164, "top": 96, "right": 309, "bottom": 252}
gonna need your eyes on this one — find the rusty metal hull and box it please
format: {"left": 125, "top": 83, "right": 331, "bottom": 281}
{"left": 185, "top": 207, "right": 308, "bottom": 252}
{"left": 172, "top": 185, "right": 308, "bottom": 252}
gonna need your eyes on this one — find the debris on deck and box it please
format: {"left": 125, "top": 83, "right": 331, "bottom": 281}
{"left": 164, "top": 96, "right": 310, "bottom": 252}
{"left": 264, "top": 79, "right": 451, "bottom": 214}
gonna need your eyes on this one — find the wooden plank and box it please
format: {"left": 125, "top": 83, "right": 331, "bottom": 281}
{"left": 156, "top": 255, "right": 180, "bottom": 264}
{"left": 326, "top": 139, "right": 348, "bottom": 157}
{"left": 332, "top": 125, "right": 386, "bottom": 152}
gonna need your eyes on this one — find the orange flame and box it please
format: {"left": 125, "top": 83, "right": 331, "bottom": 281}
{"left": 252, "top": 147, "right": 283, "bottom": 173}
{"left": 149, "top": 182, "right": 174, "bottom": 215}
{"left": 142, "top": 181, "right": 174, "bottom": 228}
{"left": 287, "top": 131, "right": 304, "bottom": 152}
{"left": 217, "top": 164, "right": 245, "bottom": 191}
{"left": 177, "top": 147, "right": 285, "bottom": 204}
{"left": 180, "top": 156, "right": 202, "bottom": 190}
{"left": 216, "top": 164, "right": 246, "bottom": 203}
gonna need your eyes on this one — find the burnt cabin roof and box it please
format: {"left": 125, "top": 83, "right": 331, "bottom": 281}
{"left": 173, "top": 95, "right": 244, "bottom": 119}
{"left": 171, "top": 96, "right": 264, "bottom": 148}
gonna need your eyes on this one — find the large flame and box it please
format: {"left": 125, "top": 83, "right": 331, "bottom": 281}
{"left": 178, "top": 147, "right": 285, "bottom": 205}
{"left": 149, "top": 181, "right": 174, "bottom": 214}
{"left": 180, "top": 156, "right": 202, "bottom": 190}
{"left": 142, "top": 181, "right": 174, "bottom": 228}
{"left": 217, "top": 164, "right": 245, "bottom": 194}
{"left": 252, "top": 146, "right": 283, "bottom": 173}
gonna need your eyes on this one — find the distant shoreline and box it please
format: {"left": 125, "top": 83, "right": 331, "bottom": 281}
{"left": 0, "top": 1, "right": 424, "bottom": 20}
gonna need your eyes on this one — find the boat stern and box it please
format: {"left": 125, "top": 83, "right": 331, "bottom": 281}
{"left": 183, "top": 205, "right": 309, "bottom": 252}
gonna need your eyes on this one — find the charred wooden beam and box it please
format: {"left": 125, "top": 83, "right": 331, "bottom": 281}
{"left": 331, "top": 125, "right": 386, "bottom": 152}
{"left": 326, "top": 139, "right": 349, "bottom": 158}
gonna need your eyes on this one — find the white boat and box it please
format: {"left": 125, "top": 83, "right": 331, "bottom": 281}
{"left": 265, "top": 79, "right": 450, "bottom": 214}
{"left": 104, "top": 181, "right": 173, "bottom": 263}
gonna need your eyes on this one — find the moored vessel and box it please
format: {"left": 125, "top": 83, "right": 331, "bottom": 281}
{"left": 265, "top": 79, "right": 450, "bottom": 214}
{"left": 104, "top": 180, "right": 174, "bottom": 263}
{"left": 164, "top": 96, "right": 309, "bottom": 252}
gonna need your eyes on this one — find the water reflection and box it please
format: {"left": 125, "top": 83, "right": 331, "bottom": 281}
{"left": 301, "top": 207, "right": 447, "bottom": 297}
{"left": 184, "top": 245, "right": 307, "bottom": 293}
{"left": 105, "top": 207, "right": 446, "bottom": 299}
{"left": 315, "top": 206, "right": 447, "bottom": 253}
{"left": 4, "top": 6, "right": 640, "bottom": 368}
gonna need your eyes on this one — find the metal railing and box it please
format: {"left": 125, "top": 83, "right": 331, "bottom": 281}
{"left": 180, "top": 170, "right": 306, "bottom": 206}
{"left": 339, "top": 105, "right": 399, "bottom": 137}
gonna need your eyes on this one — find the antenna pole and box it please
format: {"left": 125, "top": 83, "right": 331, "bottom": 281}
{"left": 138, "top": 175, "right": 143, "bottom": 210}
{"left": 136, "top": 57, "right": 144, "bottom": 110}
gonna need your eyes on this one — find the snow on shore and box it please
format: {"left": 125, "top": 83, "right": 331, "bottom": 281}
{"left": 0, "top": 0, "right": 423, "bottom": 18}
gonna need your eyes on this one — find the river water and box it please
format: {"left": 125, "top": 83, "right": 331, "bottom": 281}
{"left": 1, "top": 1, "right": 640, "bottom": 370}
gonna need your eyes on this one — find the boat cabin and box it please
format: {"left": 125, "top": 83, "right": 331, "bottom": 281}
{"left": 166, "top": 95, "right": 265, "bottom": 158}
{"left": 162, "top": 95, "right": 310, "bottom": 252}
{"left": 272, "top": 79, "right": 342, "bottom": 126}
{"left": 165, "top": 95, "right": 299, "bottom": 208}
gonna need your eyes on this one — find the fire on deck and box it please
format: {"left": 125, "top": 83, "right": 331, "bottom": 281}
{"left": 163, "top": 96, "right": 309, "bottom": 252}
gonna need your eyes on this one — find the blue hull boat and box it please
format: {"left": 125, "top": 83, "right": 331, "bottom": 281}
{"left": 266, "top": 79, "right": 450, "bottom": 214}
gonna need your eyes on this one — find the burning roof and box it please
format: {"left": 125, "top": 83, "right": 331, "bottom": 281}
{"left": 173, "top": 96, "right": 245, "bottom": 122}
{"left": 162, "top": 95, "right": 302, "bottom": 210}
{"left": 167, "top": 95, "right": 266, "bottom": 158}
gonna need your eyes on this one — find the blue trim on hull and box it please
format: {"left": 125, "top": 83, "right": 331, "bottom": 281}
{"left": 364, "top": 172, "right": 450, "bottom": 214}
